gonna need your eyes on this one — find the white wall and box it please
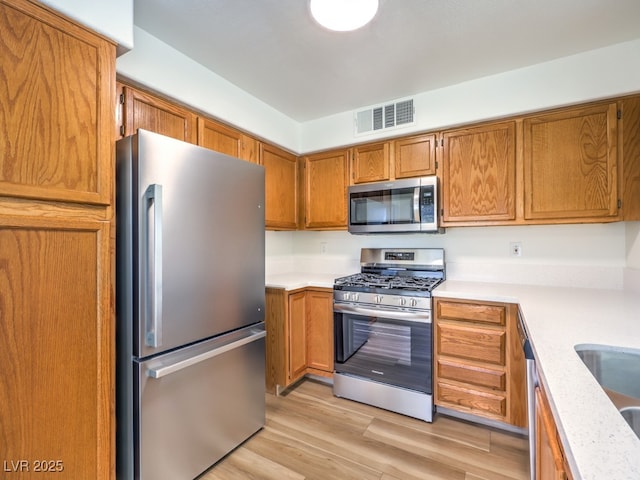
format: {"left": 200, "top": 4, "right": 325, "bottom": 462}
{"left": 267, "top": 223, "right": 627, "bottom": 289}
{"left": 300, "top": 39, "right": 640, "bottom": 152}
{"left": 625, "top": 223, "right": 640, "bottom": 291}
{"left": 117, "top": 27, "right": 301, "bottom": 153}
{"left": 39, "top": 0, "right": 134, "bottom": 52}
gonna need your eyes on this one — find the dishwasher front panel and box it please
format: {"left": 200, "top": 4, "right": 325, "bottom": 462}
{"left": 134, "top": 324, "right": 266, "bottom": 480}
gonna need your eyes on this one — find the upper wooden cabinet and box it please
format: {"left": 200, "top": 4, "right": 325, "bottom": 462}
{"left": 197, "top": 117, "right": 258, "bottom": 163}
{"left": 394, "top": 133, "right": 437, "bottom": 178}
{"left": 441, "top": 121, "right": 517, "bottom": 224}
{"left": 618, "top": 95, "right": 640, "bottom": 221}
{"left": 350, "top": 133, "right": 436, "bottom": 184}
{"left": 303, "top": 149, "right": 349, "bottom": 229}
{"left": 351, "top": 142, "right": 389, "bottom": 183}
{"left": 262, "top": 143, "right": 298, "bottom": 230}
{"left": 118, "top": 83, "right": 197, "bottom": 143}
{"left": 0, "top": 0, "right": 115, "bottom": 206}
{"left": 523, "top": 103, "right": 618, "bottom": 221}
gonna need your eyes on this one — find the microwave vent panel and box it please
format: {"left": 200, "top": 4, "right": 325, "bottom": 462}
{"left": 355, "top": 98, "right": 415, "bottom": 135}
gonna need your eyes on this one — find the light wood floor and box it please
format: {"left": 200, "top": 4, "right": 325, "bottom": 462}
{"left": 201, "top": 379, "right": 529, "bottom": 480}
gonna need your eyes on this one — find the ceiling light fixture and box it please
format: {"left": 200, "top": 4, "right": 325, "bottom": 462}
{"left": 310, "top": 0, "right": 379, "bottom": 32}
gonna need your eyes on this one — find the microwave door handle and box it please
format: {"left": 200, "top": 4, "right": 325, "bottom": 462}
{"left": 413, "top": 187, "right": 421, "bottom": 222}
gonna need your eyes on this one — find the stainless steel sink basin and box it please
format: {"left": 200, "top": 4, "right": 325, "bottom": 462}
{"left": 621, "top": 407, "right": 640, "bottom": 438}
{"left": 575, "top": 345, "right": 640, "bottom": 439}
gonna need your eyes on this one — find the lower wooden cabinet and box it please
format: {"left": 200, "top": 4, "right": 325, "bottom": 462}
{"left": 0, "top": 213, "right": 113, "bottom": 479}
{"left": 434, "top": 298, "right": 526, "bottom": 427}
{"left": 536, "top": 385, "right": 573, "bottom": 480}
{"left": 265, "top": 287, "right": 333, "bottom": 393}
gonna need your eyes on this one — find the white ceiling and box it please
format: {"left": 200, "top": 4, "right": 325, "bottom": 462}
{"left": 134, "top": 0, "right": 640, "bottom": 123}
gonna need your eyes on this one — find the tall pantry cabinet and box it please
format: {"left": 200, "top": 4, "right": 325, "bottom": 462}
{"left": 0, "top": 1, "right": 115, "bottom": 478}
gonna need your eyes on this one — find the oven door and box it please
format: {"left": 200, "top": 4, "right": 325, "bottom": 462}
{"left": 334, "top": 302, "right": 432, "bottom": 393}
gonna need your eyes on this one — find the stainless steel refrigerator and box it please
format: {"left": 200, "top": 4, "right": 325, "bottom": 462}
{"left": 115, "top": 130, "right": 266, "bottom": 480}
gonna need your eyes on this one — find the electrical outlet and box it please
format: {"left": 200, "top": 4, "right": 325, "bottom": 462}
{"left": 320, "top": 242, "right": 328, "bottom": 254}
{"left": 510, "top": 241, "right": 522, "bottom": 257}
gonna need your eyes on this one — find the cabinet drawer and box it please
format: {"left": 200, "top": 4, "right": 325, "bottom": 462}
{"left": 437, "top": 381, "right": 507, "bottom": 417}
{"left": 437, "top": 300, "right": 506, "bottom": 326}
{"left": 437, "top": 324, "right": 505, "bottom": 365}
{"left": 437, "top": 358, "right": 506, "bottom": 391}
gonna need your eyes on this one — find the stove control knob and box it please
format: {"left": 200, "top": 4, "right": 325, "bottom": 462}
{"left": 343, "top": 293, "right": 350, "bottom": 301}
{"left": 350, "top": 293, "right": 359, "bottom": 302}
{"left": 374, "top": 295, "right": 383, "bottom": 304}
{"left": 399, "top": 298, "right": 407, "bottom": 306}
{"left": 410, "top": 298, "right": 418, "bottom": 307}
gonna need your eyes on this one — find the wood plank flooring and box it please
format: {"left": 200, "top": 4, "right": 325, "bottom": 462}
{"left": 200, "top": 379, "right": 529, "bottom": 480}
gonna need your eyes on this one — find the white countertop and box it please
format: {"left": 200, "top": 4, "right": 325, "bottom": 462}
{"left": 265, "top": 273, "right": 640, "bottom": 478}
{"left": 434, "top": 280, "right": 640, "bottom": 480}
{"left": 265, "top": 272, "right": 339, "bottom": 290}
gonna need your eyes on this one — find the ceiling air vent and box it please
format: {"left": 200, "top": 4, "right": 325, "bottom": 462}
{"left": 355, "top": 98, "right": 415, "bottom": 136}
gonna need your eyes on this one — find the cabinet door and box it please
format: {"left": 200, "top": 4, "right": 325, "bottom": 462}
{"left": 394, "top": 133, "right": 437, "bottom": 178}
{"left": 0, "top": 0, "right": 115, "bottom": 206}
{"left": 303, "top": 149, "right": 349, "bottom": 229}
{"left": 288, "top": 291, "right": 307, "bottom": 382}
{"left": 305, "top": 289, "right": 334, "bottom": 374}
{"left": 120, "top": 84, "right": 197, "bottom": 143}
{"left": 262, "top": 143, "right": 298, "bottom": 230}
{"left": 535, "top": 386, "right": 569, "bottom": 480}
{"left": 0, "top": 217, "right": 113, "bottom": 480}
{"left": 197, "top": 117, "right": 258, "bottom": 163}
{"left": 523, "top": 103, "right": 618, "bottom": 221}
{"left": 621, "top": 96, "right": 640, "bottom": 221}
{"left": 351, "top": 142, "right": 390, "bottom": 183}
{"left": 441, "top": 122, "right": 516, "bottom": 223}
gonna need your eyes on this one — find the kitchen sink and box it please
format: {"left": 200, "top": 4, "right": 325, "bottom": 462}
{"left": 575, "top": 345, "right": 640, "bottom": 439}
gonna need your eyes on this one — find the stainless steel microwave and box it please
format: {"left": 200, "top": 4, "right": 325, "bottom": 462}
{"left": 348, "top": 176, "right": 439, "bottom": 234}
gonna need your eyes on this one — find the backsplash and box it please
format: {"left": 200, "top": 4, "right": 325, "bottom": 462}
{"left": 267, "top": 222, "right": 632, "bottom": 290}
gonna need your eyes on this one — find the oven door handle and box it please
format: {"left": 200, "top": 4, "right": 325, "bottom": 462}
{"left": 334, "top": 302, "right": 431, "bottom": 323}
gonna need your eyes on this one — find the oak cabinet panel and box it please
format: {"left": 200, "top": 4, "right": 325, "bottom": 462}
{"left": 305, "top": 289, "right": 334, "bottom": 374}
{"left": 351, "top": 142, "right": 389, "bottom": 183}
{"left": 536, "top": 386, "right": 572, "bottom": 480}
{"left": 620, "top": 95, "right": 640, "bottom": 220}
{"left": 265, "top": 287, "right": 334, "bottom": 394}
{"left": 437, "top": 323, "right": 506, "bottom": 365}
{"left": 288, "top": 291, "right": 308, "bottom": 383}
{"left": 523, "top": 103, "right": 618, "bottom": 221}
{"left": 441, "top": 121, "right": 516, "bottom": 223}
{"left": 437, "top": 382, "right": 507, "bottom": 417}
{"left": 303, "top": 149, "right": 349, "bottom": 229}
{"left": 437, "top": 358, "right": 506, "bottom": 391}
{"left": 350, "top": 134, "right": 436, "bottom": 185}
{"left": 0, "top": 0, "right": 115, "bottom": 205}
{"left": 262, "top": 143, "right": 298, "bottom": 230}
{"left": 434, "top": 298, "right": 526, "bottom": 427}
{"left": 394, "top": 133, "right": 437, "bottom": 178}
{"left": 0, "top": 218, "right": 113, "bottom": 480}
{"left": 197, "top": 117, "right": 258, "bottom": 163}
{"left": 119, "top": 84, "right": 197, "bottom": 143}
{"left": 0, "top": 1, "right": 115, "bottom": 478}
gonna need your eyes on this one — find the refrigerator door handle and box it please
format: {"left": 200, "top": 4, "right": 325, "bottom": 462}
{"left": 144, "top": 184, "right": 163, "bottom": 348}
{"left": 146, "top": 329, "right": 266, "bottom": 379}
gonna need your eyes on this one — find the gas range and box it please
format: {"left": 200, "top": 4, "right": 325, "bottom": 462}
{"left": 333, "top": 248, "right": 445, "bottom": 311}
{"left": 332, "top": 247, "right": 445, "bottom": 423}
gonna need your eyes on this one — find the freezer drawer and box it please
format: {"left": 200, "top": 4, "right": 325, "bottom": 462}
{"left": 134, "top": 323, "right": 266, "bottom": 480}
